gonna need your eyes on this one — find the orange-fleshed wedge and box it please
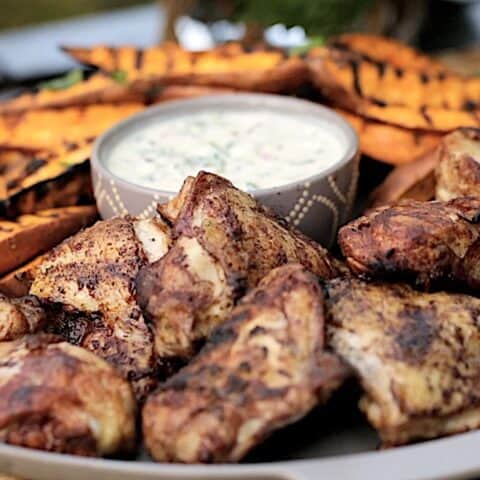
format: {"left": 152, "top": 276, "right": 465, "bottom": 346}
{"left": 62, "top": 42, "right": 308, "bottom": 93}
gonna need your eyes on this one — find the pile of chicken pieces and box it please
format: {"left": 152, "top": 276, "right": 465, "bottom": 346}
{"left": 2, "top": 155, "right": 480, "bottom": 462}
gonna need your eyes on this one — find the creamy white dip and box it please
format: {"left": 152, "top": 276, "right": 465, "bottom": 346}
{"left": 106, "top": 109, "right": 345, "bottom": 192}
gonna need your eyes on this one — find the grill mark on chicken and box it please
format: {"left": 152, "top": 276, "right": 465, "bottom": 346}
{"left": 394, "top": 305, "right": 438, "bottom": 363}
{"left": 327, "top": 277, "right": 480, "bottom": 446}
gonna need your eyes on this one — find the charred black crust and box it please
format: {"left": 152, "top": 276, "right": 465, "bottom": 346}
{"left": 0, "top": 160, "right": 92, "bottom": 219}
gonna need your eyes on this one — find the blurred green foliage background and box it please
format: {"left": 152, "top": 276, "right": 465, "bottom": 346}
{"left": 1, "top": 0, "right": 374, "bottom": 36}
{"left": 0, "top": 0, "right": 149, "bottom": 30}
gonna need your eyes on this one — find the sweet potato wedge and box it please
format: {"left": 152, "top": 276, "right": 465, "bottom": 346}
{"left": 308, "top": 45, "right": 480, "bottom": 111}
{"left": 0, "top": 103, "right": 143, "bottom": 150}
{"left": 62, "top": 42, "right": 308, "bottom": 93}
{"left": 0, "top": 254, "right": 46, "bottom": 297}
{"left": 0, "top": 142, "right": 93, "bottom": 218}
{"left": 369, "top": 150, "right": 439, "bottom": 208}
{"left": 0, "top": 205, "right": 98, "bottom": 276}
{"left": 309, "top": 47, "right": 480, "bottom": 130}
{"left": 329, "top": 33, "right": 447, "bottom": 72}
{"left": 0, "top": 74, "right": 149, "bottom": 114}
{"left": 337, "top": 108, "right": 442, "bottom": 164}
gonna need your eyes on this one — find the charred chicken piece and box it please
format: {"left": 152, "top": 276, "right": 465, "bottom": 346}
{"left": 0, "top": 294, "right": 46, "bottom": 341}
{"left": 143, "top": 264, "right": 348, "bottom": 463}
{"left": 137, "top": 172, "right": 343, "bottom": 363}
{"left": 326, "top": 277, "right": 480, "bottom": 446}
{"left": 435, "top": 127, "right": 480, "bottom": 201}
{"left": 30, "top": 216, "right": 171, "bottom": 400}
{"left": 338, "top": 197, "right": 480, "bottom": 290}
{"left": 0, "top": 334, "right": 136, "bottom": 456}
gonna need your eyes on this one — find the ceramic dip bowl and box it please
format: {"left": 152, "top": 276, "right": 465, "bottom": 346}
{"left": 92, "top": 93, "right": 359, "bottom": 246}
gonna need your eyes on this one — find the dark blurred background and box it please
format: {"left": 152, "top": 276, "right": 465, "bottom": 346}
{"left": 1, "top": 0, "right": 479, "bottom": 90}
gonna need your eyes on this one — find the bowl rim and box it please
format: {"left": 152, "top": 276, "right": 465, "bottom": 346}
{"left": 92, "top": 93, "right": 359, "bottom": 197}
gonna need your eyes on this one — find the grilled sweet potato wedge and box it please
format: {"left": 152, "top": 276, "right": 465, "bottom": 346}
{"left": 369, "top": 150, "right": 439, "bottom": 207}
{"left": 0, "top": 103, "right": 143, "bottom": 151}
{"left": 0, "top": 205, "right": 97, "bottom": 276}
{"left": 0, "top": 74, "right": 148, "bottom": 115}
{"left": 309, "top": 45, "right": 480, "bottom": 111}
{"left": 309, "top": 46, "right": 480, "bottom": 131}
{"left": 62, "top": 42, "right": 308, "bottom": 93}
{"left": 329, "top": 33, "right": 447, "bottom": 72}
{"left": 0, "top": 254, "right": 45, "bottom": 297}
{"left": 337, "top": 108, "right": 441, "bottom": 164}
{"left": 0, "top": 142, "right": 93, "bottom": 217}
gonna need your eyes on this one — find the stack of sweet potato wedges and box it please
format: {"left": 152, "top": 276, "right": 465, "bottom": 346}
{"left": 1, "top": 35, "right": 477, "bottom": 290}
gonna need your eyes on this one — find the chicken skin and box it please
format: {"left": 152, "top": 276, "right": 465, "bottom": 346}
{"left": 326, "top": 277, "right": 480, "bottom": 446}
{"left": 338, "top": 197, "right": 480, "bottom": 290}
{"left": 435, "top": 127, "right": 480, "bottom": 201}
{"left": 0, "top": 334, "right": 136, "bottom": 456}
{"left": 143, "top": 264, "right": 349, "bottom": 463}
{"left": 30, "top": 216, "right": 171, "bottom": 399}
{"left": 0, "top": 294, "right": 46, "bottom": 341}
{"left": 137, "top": 172, "right": 343, "bottom": 365}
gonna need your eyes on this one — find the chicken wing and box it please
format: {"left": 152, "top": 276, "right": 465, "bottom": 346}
{"left": 326, "top": 277, "right": 480, "bottom": 446}
{"left": 435, "top": 127, "right": 480, "bottom": 201}
{"left": 0, "top": 294, "right": 46, "bottom": 341}
{"left": 338, "top": 197, "right": 480, "bottom": 290}
{"left": 143, "top": 264, "right": 348, "bottom": 463}
{"left": 136, "top": 172, "right": 343, "bottom": 363}
{"left": 31, "top": 216, "right": 171, "bottom": 399}
{"left": 0, "top": 334, "right": 136, "bottom": 456}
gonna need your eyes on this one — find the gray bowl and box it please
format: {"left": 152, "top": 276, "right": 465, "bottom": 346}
{"left": 92, "top": 94, "right": 359, "bottom": 246}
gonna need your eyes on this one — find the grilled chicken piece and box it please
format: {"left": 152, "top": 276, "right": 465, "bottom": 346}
{"left": 137, "top": 172, "right": 343, "bottom": 363}
{"left": 31, "top": 216, "right": 171, "bottom": 399}
{"left": 436, "top": 128, "right": 480, "bottom": 201}
{"left": 143, "top": 264, "right": 348, "bottom": 463}
{"left": 0, "top": 334, "right": 136, "bottom": 456}
{"left": 338, "top": 197, "right": 480, "bottom": 290}
{"left": 326, "top": 277, "right": 480, "bottom": 446}
{"left": 0, "top": 294, "right": 46, "bottom": 341}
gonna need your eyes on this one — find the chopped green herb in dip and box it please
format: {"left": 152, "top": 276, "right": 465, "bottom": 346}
{"left": 106, "top": 109, "right": 345, "bottom": 192}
